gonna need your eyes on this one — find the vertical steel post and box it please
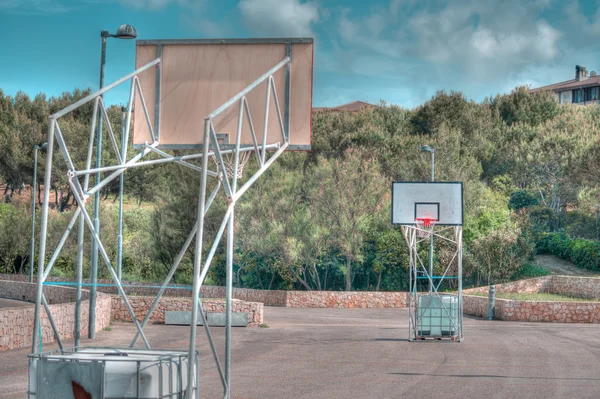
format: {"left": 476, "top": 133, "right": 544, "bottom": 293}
{"left": 457, "top": 226, "right": 464, "bottom": 342}
{"left": 75, "top": 212, "right": 84, "bottom": 347}
{"left": 89, "top": 33, "right": 107, "bottom": 338}
{"left": 406, "top": 228, "right": 413, "bottom": 341}
{"left": 76, "top": 99, "right": 99, "bottom": 348}
{"left": 29, "top": 146, "right": 39, "bottom": 283}
{"left": 284, "top": 43, "right": 291, "bottom": 142}
{"left": 31, "top": 119, "right": 55, "bottom": 353}
{"left": 154, "top": 45, "right": 162, "bottom": 140}
{"left": 225, "top": 210, "right": 234, "bottom": 399}
{"left": 428, "top": 151, "right": 434, "bottom": 293}
{"left": 187, "top": 118, "right": 211, "bottom": 398}
{"left": 431, "top": 151, "right": 435, "bottom": 182}
{"left": 117, "top": 107, "right": 126, "bottom": 280}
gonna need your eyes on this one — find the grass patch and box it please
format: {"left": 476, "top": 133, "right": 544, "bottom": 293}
{"left": 510, "top": 263, "right": 550, "bottom": 280}
{"left": 469, "top": 292, "right": 599, "bottom": 302}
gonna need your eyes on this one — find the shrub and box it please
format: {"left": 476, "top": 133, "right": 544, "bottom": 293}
{"left": 510, "top": 263, "right": 549, "bottom": 280}
{"left": 535, "top": 232, "right": 554, "bottom": 254}
{"left": 509, "top": 190, "right": 539, "bottom": 210}
{"left": 560, "top": 210, "right": 598, "bottom": 240}
{"left": 0, "top": 202, "right": 31, "bottom": 274}
{"left": 528, "top": 206, "right": 557, "bottom": 237}
{"left": 468, "top": 220, "right": 534, "bottom": 284}
{"left": 569, "top": 239, "right": 600, "bottom": 271}
{"left": 538, "top": 231, "right": 600, "bottom": 271}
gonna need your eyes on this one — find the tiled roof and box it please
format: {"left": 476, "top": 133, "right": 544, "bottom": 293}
{"left": 313, "top": 101, "right": 377, "bottom": 112}
{"left": 529, "top": 76, "right": 600, "bottom": 93}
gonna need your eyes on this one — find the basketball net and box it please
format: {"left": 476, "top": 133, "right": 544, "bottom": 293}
{"left": 220, "top": 151, "right": 252, "bottom": 179}
{"left": 415, "top": 217, "right": 436, "bottom": 238}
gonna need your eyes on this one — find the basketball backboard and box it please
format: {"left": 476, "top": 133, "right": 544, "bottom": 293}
{"left": 391, "top": 182, "right": 463, "bottom": 226}
{"left": 132, "top": 38, "right": 314, "bottom": 150}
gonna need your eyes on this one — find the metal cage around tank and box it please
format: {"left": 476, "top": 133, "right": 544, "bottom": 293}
{"left": 28, "top": 347, "right": 199, "bottom": 398}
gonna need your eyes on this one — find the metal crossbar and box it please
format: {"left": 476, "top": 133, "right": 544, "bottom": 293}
{"left": 31, "top": 53, "right": 293, "bottom": 399}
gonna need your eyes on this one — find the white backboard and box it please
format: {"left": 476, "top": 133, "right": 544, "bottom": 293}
{"left": 391, "top": 182, "right": 463, "bottom": 225}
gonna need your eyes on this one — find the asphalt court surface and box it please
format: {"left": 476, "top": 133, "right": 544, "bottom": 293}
{"left": 1, "top": 307, "right": 600, "bottom": 398}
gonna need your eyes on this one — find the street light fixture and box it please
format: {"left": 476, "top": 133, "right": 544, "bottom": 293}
{"left": 107, "top": 24, "right": 138, "bottom": 39}
{"left": 30, "top": 142, "right": 48, "bottom": 283}
{"left": 421, "top": 144, "right": 435, "bottom": 292}
{"left": 89, "top": 24, "right": 137, "bottom": 339}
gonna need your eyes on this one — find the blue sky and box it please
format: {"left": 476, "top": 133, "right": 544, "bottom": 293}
{"left": 2, "top": 0, "right": 600, "bottom": 109}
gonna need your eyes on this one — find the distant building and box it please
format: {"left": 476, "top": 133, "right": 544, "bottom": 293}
{"left": 529, "top": 65, "right": 600, "bottom": 105}
{"left": 313, "top": 101, "right": 377, "bottom": 112}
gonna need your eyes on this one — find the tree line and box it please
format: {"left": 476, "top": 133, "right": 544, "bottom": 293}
{"left": 1, "top": 86, "right": 599, "bottom": 291}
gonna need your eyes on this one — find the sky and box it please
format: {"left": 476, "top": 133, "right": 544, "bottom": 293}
{"left": 1, "top": 0, "right": 600, "bottom": 109}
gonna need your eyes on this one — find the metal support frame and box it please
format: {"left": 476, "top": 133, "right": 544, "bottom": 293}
{"left": 29, "top": 143, "right": 46, "bottom": 283}
{"left": 402, "top": 225, "right": 463, "bottom": 342}
{"left": 30, "top": 51, "right": 294, "bottom": 399}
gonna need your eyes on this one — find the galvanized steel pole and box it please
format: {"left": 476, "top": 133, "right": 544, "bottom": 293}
{"left": 225, "top": 211, "right": 234, "bottom": 399}
{"left": 29, "top": 146, "right": 39, "bottom": 283}
{"left": 31, "top": 119, "right": 55, "bottom": 353}
{"left": 89, "top": 32, "right": 107, "bottom": 338}
{"left": 117, "top": 107, "right": 126, "bottom": 280}
{"left": 187, "top": 118, "right": 212, "bottom": 398}
{"left": 429, "top": 150, "right": 434, "bottom": 293}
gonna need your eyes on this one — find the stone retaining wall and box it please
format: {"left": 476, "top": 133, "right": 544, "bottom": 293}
{"left": 463, "top": 277, "right": 550, "bottom": 295}
{"left": 110, "top": 296, "right": 263, "bottom": 326}
{"left": 547, "top": 276, "right": 600, "bottom": 300}
{"left": 464, "top": 294, "right": 600, "bottom": 323}
{"left": 0, "top": 275, "right": 404, "bottom": 308}
{"left": 0, "top": 281, "right": 112, "bottom": 352}
{"left": 462, "top": 295, "right": 488, "bottom": 318}
{"left": 463, "top": 275, "right": 600, "bottom": 300}
{"left": 286, "top": 291, "right": 408, "bottom": 308}
{"left": 201, "top": 286, "right": 287, "bottom": 307}
{"left": 0, "top": 275, "right": 288, "bottom": 306}
{"left": 0, "top": 279, "right": 90, "bottom": 304}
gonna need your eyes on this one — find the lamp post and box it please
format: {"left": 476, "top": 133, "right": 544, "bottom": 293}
{"left": 89, "top": 24, "right": 137, "bottom": 339}
{"left": 29, "top": 142, "right": 48, "bottom": 283}
{"left": 421, "top": 144, "right": 435, "bottom": 293}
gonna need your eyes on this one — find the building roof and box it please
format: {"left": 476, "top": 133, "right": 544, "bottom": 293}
{"left": 313, "top": 101, "right": 377, "bottom": 112}
{"left": 529, "top": 75, "right": 600, "bottom": 93}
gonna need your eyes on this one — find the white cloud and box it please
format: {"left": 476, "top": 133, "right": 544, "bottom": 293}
{"left": 470, "top": 21, "right": 560, "bottom": 61}
{"left": 326, "top": 0, "right": 565, "bottom": 105}
{"left": 180, "top": 14, "right": 232, "bottom": 37}
{"left": 564, "top": 1, "right": 600, "bottom": 44}
{"left": 238, "top": 0, "right": 320, "bottom": 37}
{"left": 120, "top": 0, "right": 201, "bottom": 10}
{"left": 0, "top": 0, "right": 69, "bottom": 14}
{"left": 366, "top": 13, "right": 386, "bottom": 37}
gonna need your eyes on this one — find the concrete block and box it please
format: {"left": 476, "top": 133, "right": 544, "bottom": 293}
{"left": 207, "top": 312, "right": 248, "bottom": 327}
{"left": 165, "top": 311, "right": 207, "bottom": 325}
{"left": 164, "top": 311, "right": 248, "bottom": 327}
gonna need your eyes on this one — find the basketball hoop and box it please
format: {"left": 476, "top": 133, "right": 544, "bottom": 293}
{"left": 220, "top": 151, "right": 252, "bottom": 179}
{"left": 415, "top": 217, "right": 436, "bottom": 238}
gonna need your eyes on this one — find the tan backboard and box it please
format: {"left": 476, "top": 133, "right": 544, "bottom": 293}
{"left": 132, "top": 38, "right": 313, "bottom": 150}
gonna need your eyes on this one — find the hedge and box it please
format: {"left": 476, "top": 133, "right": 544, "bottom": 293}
{"left": 536, "top": 231, "right": 600, "bottom": 271}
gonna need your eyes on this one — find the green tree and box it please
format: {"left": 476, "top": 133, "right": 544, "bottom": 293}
{"left": 306, "top": 149, "right": 387, "bottom": 290}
